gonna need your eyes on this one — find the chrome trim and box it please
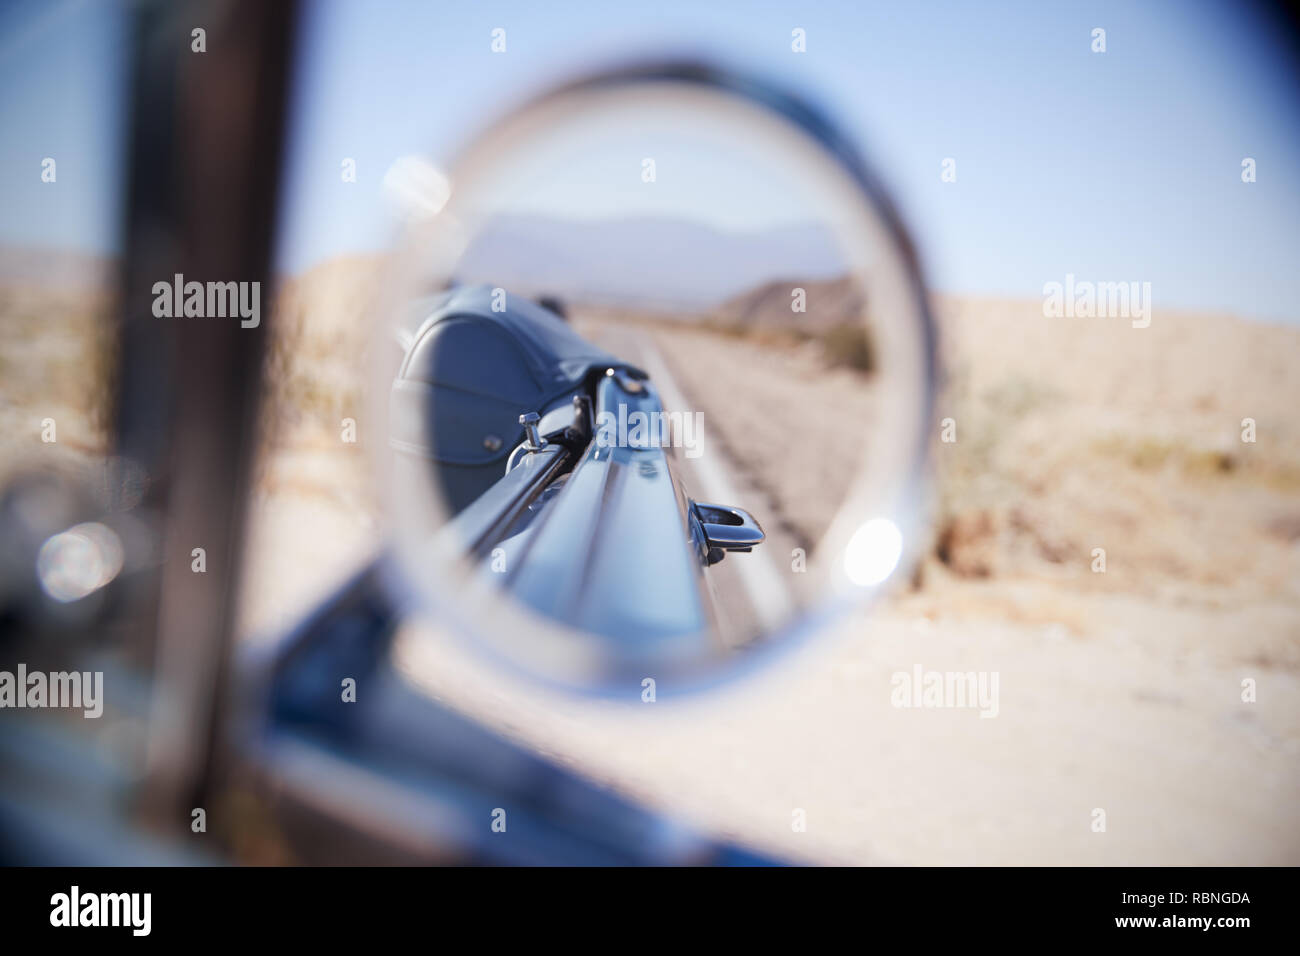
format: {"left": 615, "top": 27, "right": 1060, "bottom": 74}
{"left": 446, "top": 443, "right": 571, "bottom": 558}
{"left": 496, "top": 373, "right": 711, "bottom": 648}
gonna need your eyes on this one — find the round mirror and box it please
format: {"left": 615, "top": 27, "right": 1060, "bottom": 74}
{"left": 369, "top": 63, "right": 937, "bottom": 693}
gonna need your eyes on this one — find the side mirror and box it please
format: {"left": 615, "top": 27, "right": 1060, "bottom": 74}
{"left": 371, "top": 60, "right": 937, "bottom": 692}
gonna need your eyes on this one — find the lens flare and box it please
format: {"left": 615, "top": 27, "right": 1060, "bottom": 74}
{"left": 843, "top": 518, "right": 903, "bottom": 587}
{"left": 36, "top": 522, "right": 125, "bottom": 603}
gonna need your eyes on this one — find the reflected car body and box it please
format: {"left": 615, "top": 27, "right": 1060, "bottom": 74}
{"left": 390, "top": 285, "right": 765, "bottom": 653}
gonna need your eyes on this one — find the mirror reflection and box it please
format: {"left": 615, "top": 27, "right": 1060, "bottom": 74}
{"left": 378, "top": 74, "right": 933, "bottom": 687}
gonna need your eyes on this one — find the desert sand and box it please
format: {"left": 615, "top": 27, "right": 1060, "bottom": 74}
{"left": 236, "top": 259, "right": 1300, "bottom": 864}
{"left": 7, "top": 255, "right": 1297, "bottom": 864}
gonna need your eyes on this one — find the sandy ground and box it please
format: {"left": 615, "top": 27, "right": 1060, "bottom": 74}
{"left": 234, "top": 266, "right": 1300, "bottom": 864}
{"left": 8, "top": 260, "right": 1297, "bottom": 864}
{"left": 388, "top": 598, "right": 1300, "bottom": 865}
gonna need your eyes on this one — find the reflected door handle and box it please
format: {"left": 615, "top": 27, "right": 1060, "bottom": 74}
{"left": 692, "top": 501, "right": 765, "bottom": 554}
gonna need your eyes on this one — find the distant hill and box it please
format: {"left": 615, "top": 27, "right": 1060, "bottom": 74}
{"left": 453, "top": 214, "right": 846, "bottom": 310}
{"left": 711, "top": 274, "right": 866, "bottom": 333}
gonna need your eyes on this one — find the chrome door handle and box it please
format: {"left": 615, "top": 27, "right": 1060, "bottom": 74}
{"left": 692, "top": 502, "right": 765, "bottom": 553}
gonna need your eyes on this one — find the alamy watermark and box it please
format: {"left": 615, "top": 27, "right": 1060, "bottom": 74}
{"left": 595, "top": 403, "right": 704, "bottom": 459}
{"left": 152, "top": 273, "right": 261, "bottom": 328}
{"left": 0, "top": 664, "right": 103, "bottom": 717}
{"left": 890, "top": 665, "right": 1000, "bottom": 718}
{"left": 50, "top": 886, "right": 150, "bottom": 936}
{"left": 1043, "top": 273, "right": 1151, "bottom": 328}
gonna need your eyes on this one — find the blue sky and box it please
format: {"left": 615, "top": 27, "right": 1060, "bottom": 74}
{"left": 0, "top": 0, "right": 126, "bottom": 255}
{"left": 3, "top": 0, "right": 1299, "bottom": 320}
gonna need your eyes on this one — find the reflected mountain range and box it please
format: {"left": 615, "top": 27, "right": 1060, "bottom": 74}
{"left": 453, "top": 214, "right": 848, "bottom": 311}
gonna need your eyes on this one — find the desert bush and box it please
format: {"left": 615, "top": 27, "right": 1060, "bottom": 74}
{"left": 820, "top": 321, "right": 876, "bottom": 374}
